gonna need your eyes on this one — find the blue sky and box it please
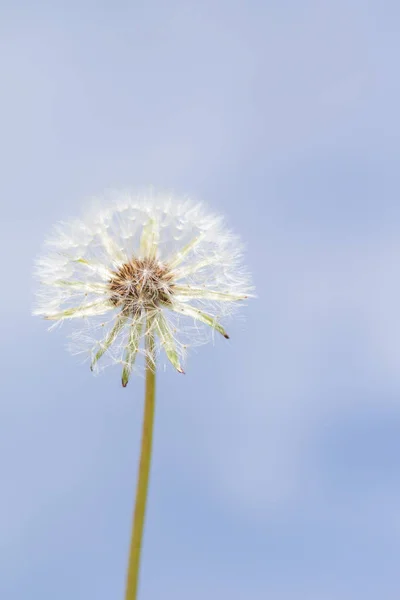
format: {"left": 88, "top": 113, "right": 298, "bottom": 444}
{"left": 1, "top": 1, "right": 400, "bottom": 598}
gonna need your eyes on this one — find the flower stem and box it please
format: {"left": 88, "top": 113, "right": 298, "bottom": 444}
{"left": 125, "top": 332, "right": 156, "bottom": 600}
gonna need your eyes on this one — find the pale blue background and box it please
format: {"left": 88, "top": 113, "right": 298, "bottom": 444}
{"left": 1, "top": 2, "right": 400, "bottom": 598}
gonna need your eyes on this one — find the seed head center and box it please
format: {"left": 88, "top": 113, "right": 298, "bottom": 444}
{"left": 108, "top": 257, "right": 174, "bottom": 314}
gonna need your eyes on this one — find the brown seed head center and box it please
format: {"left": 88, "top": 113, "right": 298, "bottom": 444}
{"left": 108, "top": 257, "right": 174, "bottom": 314}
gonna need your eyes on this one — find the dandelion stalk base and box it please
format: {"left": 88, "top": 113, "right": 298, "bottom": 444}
{"left": 125, "top": 333, "right": 156, "bottom": 600}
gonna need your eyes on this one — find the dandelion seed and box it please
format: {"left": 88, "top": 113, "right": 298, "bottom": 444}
{"left": 33, "top": 189, "right": 253, "bottom": 600}
{"left": 33, "top": 190, "right": 252, "bottom": 385}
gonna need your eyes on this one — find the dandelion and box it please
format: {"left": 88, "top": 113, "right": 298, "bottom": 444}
{"left": 33, "top": 189, "right": 252, "bottom": 599}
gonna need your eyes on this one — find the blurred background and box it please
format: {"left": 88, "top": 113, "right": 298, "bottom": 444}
{"left": 1, "top": 1, "right": 400, "bottom": 598}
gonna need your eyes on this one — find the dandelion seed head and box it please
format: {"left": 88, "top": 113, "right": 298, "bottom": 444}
{"left": 108, "top": 257, "right": 175, "bottom": 313}
{"left": 33, "top": 189, "right": 253, "bottom": 385}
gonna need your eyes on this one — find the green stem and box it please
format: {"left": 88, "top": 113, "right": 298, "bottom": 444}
{"left": 125, "top": 331, "right": 156, "bottom": 600}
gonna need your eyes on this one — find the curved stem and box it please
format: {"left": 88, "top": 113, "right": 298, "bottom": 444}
{"left": 125, "top": 331, "right": 156, "bottom": 600}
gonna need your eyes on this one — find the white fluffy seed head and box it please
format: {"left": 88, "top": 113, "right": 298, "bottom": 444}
{"left": 33, "top": 189, "right": 253, "bottom": 385}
